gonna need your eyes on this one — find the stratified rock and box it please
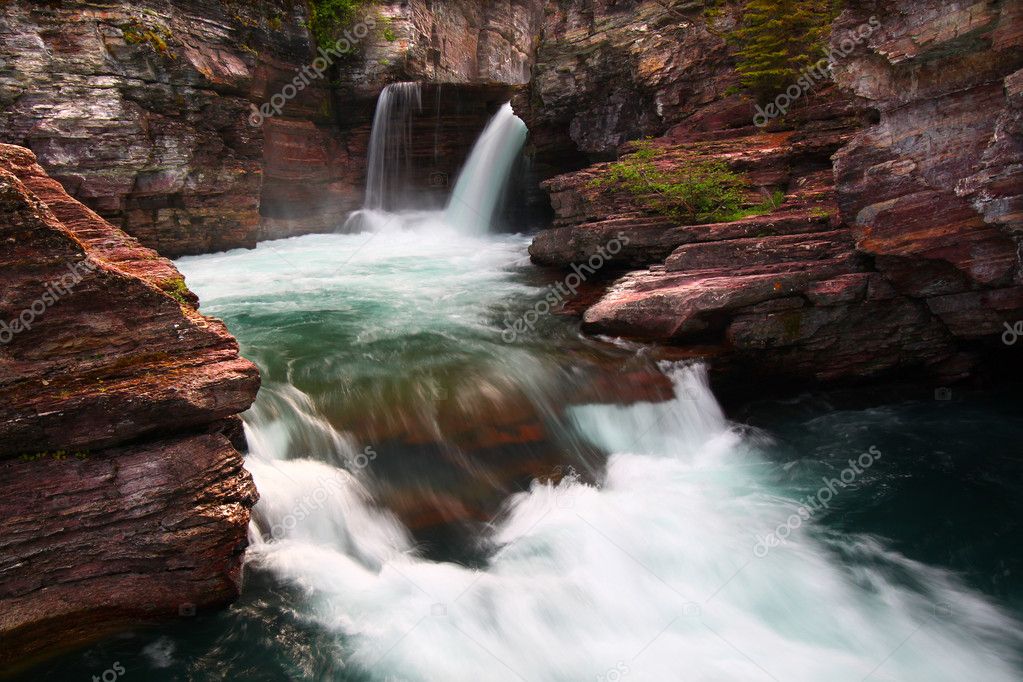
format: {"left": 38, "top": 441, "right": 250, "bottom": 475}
{"left": 832, "top": 0, "right": 1023, "bottom": 340}
{"left": 514, "top": 0, "right": 740, "bottom": 176}
{"left": 527, "top": 1, "right": 1022, "bottom": 386}
{"left": 340, "top": 0, "right": 544, "bottom": 90}
{"left": 0, "top": 432, "right": 255, "bottom": 670}
{"left": 0, "top": 145, "right": 260, "bottom": 456}
{"left": 0, "top": 0, "right": 307, "bottom": 255}
{"left": 0, "top": 143, "right": 259, "bottom": 668}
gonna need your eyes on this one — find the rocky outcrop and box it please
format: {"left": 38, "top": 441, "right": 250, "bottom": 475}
{"left": 832, "top": 0, "right": 1023, "bottom": 343}
{"left": 338, "top": 0, "right": 544, "bottom": 91}
{"left": 0, "top": 0, "right": 320, "bottom": 256}
{"left": 514, "top": 0, "right": 741, "bottom": 178}
{"left": 528, "top": 0, "right": 1022, "bottom": 385}
{"left": 0, "top": 143, "right": 259, "bottom": 670}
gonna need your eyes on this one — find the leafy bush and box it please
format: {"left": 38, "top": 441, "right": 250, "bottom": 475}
{"left": 308, "top": 0, "right": 362, "bottom": 48}
{"left": 592, "top": 141, "right": 780, "bottom": 224}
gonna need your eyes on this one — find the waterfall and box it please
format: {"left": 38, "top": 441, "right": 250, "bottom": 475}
{"left": 175, "top": 231, "right": 1023, "bottom": 682}
{"left": 445, "top": 102, "right": 528, "bottom": 235}
{"left": 363, "top": 82, "right": 422, "bottom": 211}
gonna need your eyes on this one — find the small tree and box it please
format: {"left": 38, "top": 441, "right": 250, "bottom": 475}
{"left": 728, "top": 0, "right": 840, "bottom": 101}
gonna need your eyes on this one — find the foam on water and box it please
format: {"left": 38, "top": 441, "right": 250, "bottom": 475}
{"left": 176, "top": 177, "right": 1021, "bottom": 680}
{"left": 235, "top": 360, "right": 1020, "bottom": 681}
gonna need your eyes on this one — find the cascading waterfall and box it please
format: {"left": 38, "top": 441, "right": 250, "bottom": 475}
{"left": 161, "top": 89, "right": 1023, "bottom": 682}
{"left": 445, "top": 102, "right": 528, "bottom": 235}
{"left": 344, "top": 95, "right": 526, "bottom": 237}
{"left": 231, "top": 361, "right": 1021, "bottom": 682}
{"left": 363, "top": 81, "right": 422, "bottom": 211}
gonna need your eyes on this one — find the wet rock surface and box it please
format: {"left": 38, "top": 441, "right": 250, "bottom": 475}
{"left": 0, "top": 143, "right": 259, "bottom": 668}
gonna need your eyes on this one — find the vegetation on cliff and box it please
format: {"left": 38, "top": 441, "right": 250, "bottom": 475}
{"left": 592, "top": 141, "right": 781, "bottom": 224}
{"left": 715, "top": 0, "right": 841, "bottom": 100}
{"left": 308, "top": 0, "right": 363, "bottom": 48}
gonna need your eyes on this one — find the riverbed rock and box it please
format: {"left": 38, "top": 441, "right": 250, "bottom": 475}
{"left": 0, "top": 143, "right": 260, "bottom": 669}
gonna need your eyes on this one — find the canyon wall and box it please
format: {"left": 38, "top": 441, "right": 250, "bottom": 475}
{"left": 527, "top": 0, "right": 1022, "bottom": 386}
{"left": 832, "top": 0, "right": 1023, "bottom": 347}
{"left": 0, "top": 143, "right": 260, "bottom": 670}
{"left": 514, "top": 0, "right": 743, "bottom": 177}
{"left": 0, "top": 0, "right": 545, "bottom": 256}
{"left": 0, "top": 0, "right": 316, "bottom": 256}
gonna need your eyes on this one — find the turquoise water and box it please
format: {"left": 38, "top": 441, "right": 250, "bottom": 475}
{"left": 23, "top": 225, "right": 1023, "bottom": 681}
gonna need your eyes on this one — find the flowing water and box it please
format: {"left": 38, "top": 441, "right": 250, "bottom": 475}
{"left": 360, "top": 82, "right": 423, "bottom": 213}
{"left": 23, "top": 97, "right": 1023, "bottom": 681}
{"left": 445, "top": 102, "right": 529, "bottom": 235}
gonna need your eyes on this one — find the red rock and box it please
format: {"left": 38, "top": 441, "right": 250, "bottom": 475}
{"left": 527, "top": 0, "right": 1021, "bottom": 386}
{"left": 0, "top": 432, "right": 255, "bottom": 671}
{"left": 0, "top": 144, "right": 259, "bottom": 667}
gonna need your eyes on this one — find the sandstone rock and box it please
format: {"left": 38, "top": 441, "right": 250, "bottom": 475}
{"left": 526, "top": 0, "right": 1021, "bottom": 386}
{"left": 0, "top": 143, "right": 259, "bottom": 667}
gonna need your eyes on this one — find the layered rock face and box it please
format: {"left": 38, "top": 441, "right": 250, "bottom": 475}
{"left": 0, "top": 144, "right": 260, "bottom": 669}
{"left": 832, "top": 0, "right": 1023, "bottom": 344}
{"left": 514, "top": 0, "right": 741, "bottom": 177}
{"left": 0, "top": 0, "right": 327, "bottom": 256}
{"left": 528, "top": 2, "right": 1022, "bottom": 385}
{"left": 337, "top": 0, "right": 544, "bottom": 91}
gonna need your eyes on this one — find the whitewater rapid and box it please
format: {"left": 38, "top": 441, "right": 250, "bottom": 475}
{"left": 176, "top": 227, "right": 1022, "bottom": 682}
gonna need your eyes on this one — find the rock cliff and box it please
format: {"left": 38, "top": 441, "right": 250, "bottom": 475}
{"left": 0, "top": 143, "right": 260, "bottom": 670}
{"left": 527, "top": 0, "right": 1022, "bottom": 385}
{"left": 0, "top": 0, "right": 546, "bottom": 255}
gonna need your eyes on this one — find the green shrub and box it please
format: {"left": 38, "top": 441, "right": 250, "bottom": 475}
{"left": 723, "top": 0, "right": 841, "bottom": 102}
{"left": 308, "top": 0, "right": 362, "bottom": 48}
{"left": 592, "top": 141, "right": 780, "bottom": 224}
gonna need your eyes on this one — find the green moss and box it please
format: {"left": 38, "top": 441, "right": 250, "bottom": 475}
{"left": 162, "top": 277, "right": 191, "bottom": 305}
{"left": 307, "top": 0, "right": 362, "bottom": 49}
{"left": 383, "top": 27, "right": 397, "bottom": 42}
{"left": 591, "top": 140, "right": 782, "bottom": 224}
{"left": 18, "top": 450, "right": 90, "bottom": 462}
{"left": 122, "top": 19, "right": 175, "bottom": 59}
